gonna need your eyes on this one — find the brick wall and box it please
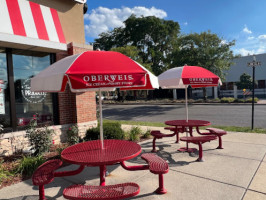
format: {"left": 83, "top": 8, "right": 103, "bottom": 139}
{"left": 76, "top": 91, "right": 96, "bottom": 123}
{"left": 57, "top": 42, "right": 97, "bottom": 125}
{"left": 58, "top": 85, "right": 77, "bottom": 124}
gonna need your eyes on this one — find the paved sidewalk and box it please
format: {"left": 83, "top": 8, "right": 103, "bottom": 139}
{"left": 0, "top": 127, "right": 266, "bottom": 200}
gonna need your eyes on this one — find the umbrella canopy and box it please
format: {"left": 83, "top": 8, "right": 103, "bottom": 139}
{"left": 31, "top": 51, "right": 158, "bottom": 92}
{"left": 31, "top": 51, "right": 159, "bottom": 148}
{"left": 158, "top": 66, "right": 222, "bottom": 89}
{"left": 158, "top": 66, "right": 222, "bottom": 121}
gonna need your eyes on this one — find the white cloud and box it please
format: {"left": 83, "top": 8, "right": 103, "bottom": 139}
{"left": 235, "top": 48, "right": 255, "bottom": 56}
{"left": 235, "top": 45, "right": 266, "bottom": 56}
{"left": 221, "top": 39, "right": 227, "bottom": 44}
{"left": 258, "top": 35, "right": 266, "bottom": 42}
{"left": 84, "top": 6, "right": 167, "bottom": 38}
{"left": 242, "top": 25, "right": 252, "bottom": 34}
{"left": 247, "top": 36, "right": 255, "bottom": 40}
{"left": 256, "top": 47, "right": 266, "bottom": 54}
{"left": 183, "top": 22, "right": 188, "bottom": 26}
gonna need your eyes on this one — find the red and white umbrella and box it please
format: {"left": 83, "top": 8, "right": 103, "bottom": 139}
{"left": 31, "top": 51, "right": 159, "bottom": 148}
{"left": 158, "top": 66, "right": 222, "bottom": 121}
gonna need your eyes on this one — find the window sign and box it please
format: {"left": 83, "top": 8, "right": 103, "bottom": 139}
{"left": 21, "top": 79, "right": 46, "bottom": 103}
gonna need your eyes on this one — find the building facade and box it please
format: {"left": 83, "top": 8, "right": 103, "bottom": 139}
{"left": 0, "top": 0, "right": 97, "bottom": 155}
{"left": 220, "top": 53, "right": 266, "bottom": 98}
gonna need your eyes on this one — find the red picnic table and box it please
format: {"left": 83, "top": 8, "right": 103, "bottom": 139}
{"left": 165, "top": 120, "right": 211, "bottom": 152}
{"left": 33, "top": 139, "right": 169, "bottom": 199}
{"left": 61, "top": 139, "right": 142, "bottom": 186}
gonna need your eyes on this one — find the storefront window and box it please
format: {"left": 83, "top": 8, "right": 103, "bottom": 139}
{"left": 0, "top": 50, "right": 10, "bottom": 128}
{"left": 13, "top": 52, "right": 54, "bottom": 127}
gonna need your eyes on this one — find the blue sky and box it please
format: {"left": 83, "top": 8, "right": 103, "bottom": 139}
{"left": 84, "top": 0, "right": 266, "bottom": 56}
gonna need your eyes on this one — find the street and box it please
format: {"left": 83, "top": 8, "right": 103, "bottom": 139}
{"left": 103, "top": 104, "right": 266, "bottom": 129}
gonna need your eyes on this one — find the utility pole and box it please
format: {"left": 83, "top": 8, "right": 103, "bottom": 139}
{"left": 247, "top": 55, "right": 261, "bottom": 130}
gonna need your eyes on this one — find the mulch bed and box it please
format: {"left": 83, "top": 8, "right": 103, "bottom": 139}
{"left": 0, "top": 143, "right": 69, "bottom": 189}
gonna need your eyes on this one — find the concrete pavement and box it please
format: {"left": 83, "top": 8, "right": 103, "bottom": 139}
{"left": 0, "top": 126, "right": 266, "bottom": 200}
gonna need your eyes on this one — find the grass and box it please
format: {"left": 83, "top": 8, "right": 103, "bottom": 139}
{"left": 103, "top": 119, "right": 165, "bottom": 127}
{"left": 103, "top": 119, "right": 266, "bottom": 134}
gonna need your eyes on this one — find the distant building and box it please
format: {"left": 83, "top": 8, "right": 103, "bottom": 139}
{"left": 190, "top": 53, "right": 266, "bottom": 99}
{"left": 220, "top": 53, "right": 266, "bottom": 98}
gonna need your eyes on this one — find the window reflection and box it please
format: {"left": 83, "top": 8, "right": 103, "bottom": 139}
{"left": 0, "top": 51, "right": 10, "bottom": 127}
{"left": 13, "top": 53, "right": 53, "bottom": 127}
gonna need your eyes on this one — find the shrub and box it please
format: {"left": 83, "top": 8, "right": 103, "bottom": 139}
{"left": 221, "top": 97, "right": 235, "bottom": 103}
{"left": 211, "top": 98, "right": 221, "bottom": 103}
{"left": 15, "top": 156, "right": 45, "bottom": 176}
{"left": 194, "top": 99, "right": 204, "bottom": 103}
{"left": 26, "top": 116, "right": 54, "bottom": 156}
{"left": 67, "top": 124, "right": 79, "bottom": 145}
{"left": 128, "top": 126, "right": 142, "bottom": 141}
{"left": 84, "top": 121, "right": 124, "bottom": 141}
{"left": 142, "top": 129, "right": 151, "bottom": 139}
{"left": 246, "top": 97, "right": 258, "bottom": 103}
{"left": 84, "top": 127, "right": 99, "bottom": 141}
{"left": 56, "top": 143, "right": 69, "bottom": 157}
{"left": 234, "top": 99, "right": 245, "bottom": 103}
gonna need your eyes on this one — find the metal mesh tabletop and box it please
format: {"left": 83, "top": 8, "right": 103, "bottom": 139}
{"left": 165, "top": 120, "right": 211, "bottom": 127}
{"left": 61, "top": 140, "right": 142, "bottom": 166}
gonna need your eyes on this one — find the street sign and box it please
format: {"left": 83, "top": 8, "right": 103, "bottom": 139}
{"left": 247, "top": 61, "right": 261, "bottom": 67}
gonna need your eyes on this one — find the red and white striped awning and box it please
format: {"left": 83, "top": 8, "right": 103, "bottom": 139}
{"left": 0, "top": 0, "right": 67, "bottom": 52}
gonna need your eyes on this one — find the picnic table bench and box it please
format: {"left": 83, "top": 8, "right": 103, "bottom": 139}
{"left": 121, "top": 153, "right": 169, "bottom": 194}
{"left": 180, "top": 135, "right": 217, "bottom": 161}
{"left": 141, "top": 153, "right": 169, "bottom": 194}
{"left": 63, "top": 183, "right": 140, "bottom": 200}
{"left": 196, "top": 127, "right": 227, "bottom": 149}
{"left": 32, "top": 159, "right": 63, "bottom": 200}
{"left": 32, "top": 159, "right": 85, "bottom": 200}
{"left": 151, "top": 130, "right": 178, "bottom": 152}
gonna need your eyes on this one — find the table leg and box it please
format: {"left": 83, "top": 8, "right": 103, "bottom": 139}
{"left": 100, "top": 165, "right": 106, "bottom": 186}
{"left": 177, "top": 127, "right": 197, "bottom": 153}
{"left": 196, "top": 142, "right": 204, "bottom": 162}
{"left": 175, "top": 127, "right": 179, "bottom": 143}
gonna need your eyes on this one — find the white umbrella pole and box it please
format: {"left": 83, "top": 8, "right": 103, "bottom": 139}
{"left": 99, "top": 89, "right": 104, "bottom": 149}
{"left": 185, "top": 86, "right": 188, "bottom": 122}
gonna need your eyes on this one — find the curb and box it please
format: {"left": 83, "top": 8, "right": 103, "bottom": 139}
{"left": 103, "top": 102, "right": 266, "bottom": 106}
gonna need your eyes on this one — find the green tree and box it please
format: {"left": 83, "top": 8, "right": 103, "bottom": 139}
{"left": 95, "top": 15, "right": 180, "bottom": 75}
{"left": 110, "top": 45, "right": 153, "bottom": 100}
{"left": 110, "top": 46, "right": 152, "bottom": 72}
{"left": 96, "top": 27, "right": 126, "bottom": 51}
{"left": 172, "top": 31, "right": 235, "bottom": 80}
{"left": 236, "top": 73, "right": 253, "bottom": 90}
{"left": 171, "top": 31, "right": 235, "bottom": 99}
